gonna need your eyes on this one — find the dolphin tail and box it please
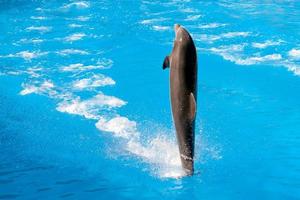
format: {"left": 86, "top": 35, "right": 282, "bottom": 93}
{"left": 180, "top": 154, "right": 194, "bottom": 175}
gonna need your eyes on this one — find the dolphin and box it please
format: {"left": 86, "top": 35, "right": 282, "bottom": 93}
{"left": 163, "top": 24, "right": 197, "bottom": 175}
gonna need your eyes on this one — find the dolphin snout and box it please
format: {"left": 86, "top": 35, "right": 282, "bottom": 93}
{"left": 174, "top": 24, "right": 181, "bottom": 33}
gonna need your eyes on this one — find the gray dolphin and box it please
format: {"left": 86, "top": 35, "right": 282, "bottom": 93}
{"left": 163, "top": 24, "right": 197, "bottom": 175}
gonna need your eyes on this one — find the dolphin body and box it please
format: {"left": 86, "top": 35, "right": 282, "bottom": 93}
{"left": 163, "top": 24, "right": 197, "bottom": 175}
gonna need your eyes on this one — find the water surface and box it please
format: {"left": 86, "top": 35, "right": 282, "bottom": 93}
{"left": 1, "top": 0, "right": 300, "bottom": 199}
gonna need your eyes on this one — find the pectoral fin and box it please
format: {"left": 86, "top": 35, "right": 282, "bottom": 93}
{"left": 163, "top": 56, "right": 170, "bottom": 70}
{"left": 189, "top": 93, "right": 196, "bottom": 121}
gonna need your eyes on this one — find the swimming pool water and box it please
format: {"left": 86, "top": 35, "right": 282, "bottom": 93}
{"left": 1, "top": 1, "right": 300, "bottom": 199}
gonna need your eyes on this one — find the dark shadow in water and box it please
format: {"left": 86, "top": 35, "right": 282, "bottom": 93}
{"left": 84, "top": 187, "right": 107, "bottom": 193}
{"left": 36, "top": 187, "right": 51, "bottom": 192}
{"left": 59, "top": 193, "right": 74, "bottom": 198}
{"left": 0, "top": 0, "right": 40, "bottom": 12}
{"left": 0, "top": 179, "right": 14, "bottom": 185}
{"left": 84, "top": 186, "right": 133, "bottom": 193}
{"left": 55, "top": 179, "right": 82, "bottom": 185}
{"left": 0, "top": 194, "right": 20, "bottom": 200}
{"left": 0, "top": 166, "right": 53, "bottom": 177}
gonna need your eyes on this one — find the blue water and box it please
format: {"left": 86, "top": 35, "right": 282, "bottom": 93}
{"left": 1, "top": 0, "right": 300, "bottom": 199}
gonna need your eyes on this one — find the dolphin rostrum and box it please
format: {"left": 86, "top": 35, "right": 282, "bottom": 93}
{"left": 163, "top": 24, "right": 197, "bottom": 175}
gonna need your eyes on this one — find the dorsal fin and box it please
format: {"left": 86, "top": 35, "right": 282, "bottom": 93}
{"left": 189, "top": 93, "right": 196, "bottom": 121}
{"left": 162, "top": 56, "right": 170, "bottom": 70}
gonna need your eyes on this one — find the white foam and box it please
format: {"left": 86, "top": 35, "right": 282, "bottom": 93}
{"left": 195, "top": 34, "right": 222, "bottom": 43}
{"left": 56, "top": 94, "right": 126, "bottom": 119}
{"left": 35, "top": 7, "right": 50, "bottom": 12}
{"left": 61, "top": 1, "right": 90, "bottom": 9}
{"left": 221, "top": 32, "right": 251, "bottom": 38}
{"left": 96, "top": 116, "right": 138, "bottom": 139}
{"left": 19, "top": 51, "right": 48, "bottom": 60}
{"left": 96, "top": 58, "right": 113, "bottom": 67}
{"left": 285, "top": 62, "right": 300, "bottom": 75}
{"left": 60, "top": 63, "right": 109, "bottom": 72}
{"left": 209, "top": 45, "right": 300, "bottom": 76}
{"left": 198, "top": 23, "right": 227, "bottom": 29}
{"left": 72, "top": 74, "right": 115, "bottom": 90}
{"left": 25, "top": 66, "right": 43, "bottom": 78}
{"left": 180, "top": 8, "right": 199, "bottom": 13}
{"left": 30, "top": 16, "right": 47, "bottom": 20}
{"left": 26, "top": 26, "right": 52, "bottom": 33}
{"left": 288, "top": 48, "right": 300, "bottom": 60}
{"left": 20, "top": 85, "right": 37, "bottom": 95}
{"left": 64, "top": 33, "right": 86, "bottom": 42}
{"left": 57, "top": 49, "right": 89, "bottom": 56}
{"left": 210, "top": 44, "right": 246, "bottom": 53}
{"left": 152, "top": 25, "right": 171, "bottom": 31}
{"left": 68, "top": 24, "right": 83, "bottom": 28}
{"left": 196, "top": 32, "right": 251, "bottom": 43}
{"left": 209, "top": 45, "right": 282, "bottom": 65}
{"left": 18, "top": 38, "right": 44, "bottom": 44}
{"left": 252, "top": 40, "right": 283, "bottom": 49}
{"left": 76, "top": 16, "right": 90, "bottom": 21}
{"left": 184, "top": 14, "right": 202, "bottom": 21}
{"left": 140, "top": 17, "right": 169, "bottom": 25}
{"left": 6, "top": 71, "right": 23, "bottom": 76}
{"left": 4, "top": 51, "right": 48, "bottom": 61}
{"left": 20, "top": 80, "right": 55, "bottom": 96}
{"left": 125, "top": 134, "right": 185, "bottom": 178}
{"left": 247, "top": 54, "right": 282, "bottom": 63}
{"left": 17, "top": 51, "right": 40, "bottom": 60}
{"left": 95, "top": 117, "right": 185, "bottom": 178}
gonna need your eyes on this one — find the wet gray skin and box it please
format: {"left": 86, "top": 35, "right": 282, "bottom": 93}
{"left": 163, "top": 24, "right": 197, "bottom": 175}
